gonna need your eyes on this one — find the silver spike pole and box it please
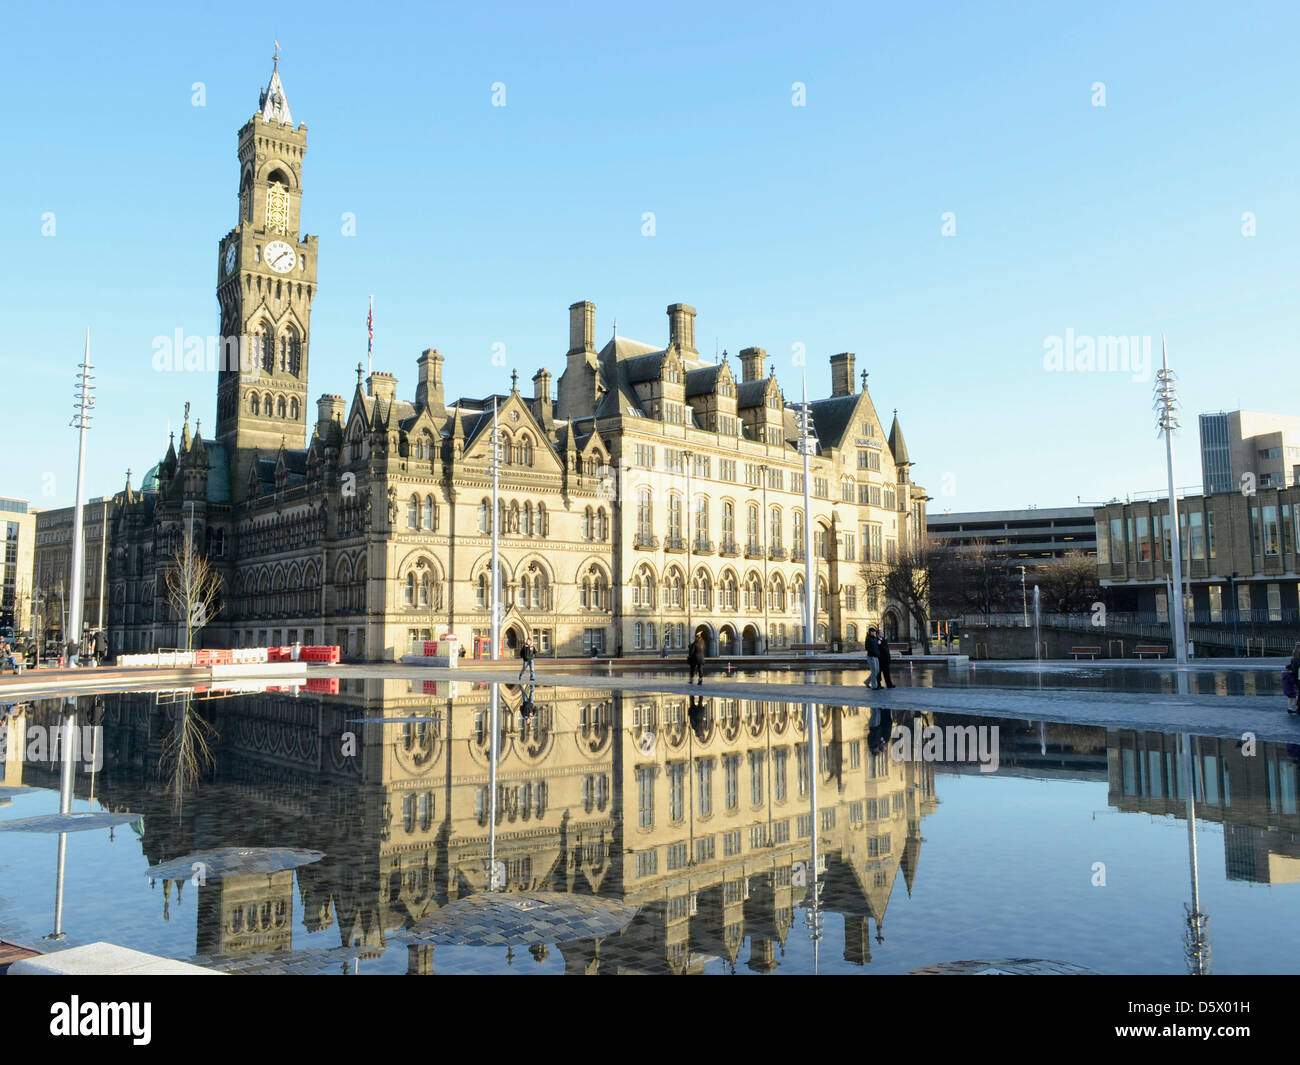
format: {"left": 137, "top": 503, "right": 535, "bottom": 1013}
{"left": 67, "top": 330, "right": 94, "bottom": 666}
{"left": 1154, "top": 336, "right": 1189, "bottom": 666}
{"left": 799, "top": 376, "right": 815, "bottom": 652}
{"left": 487, "top": 399, "right": 502, "bottom": 890}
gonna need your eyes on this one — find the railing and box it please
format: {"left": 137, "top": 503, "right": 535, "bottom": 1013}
{"left": 718, "top": 539, "right": 739, "bottom": 557}
{"left": 634, "top": 533, "right": 660, "bottom": 550}
{"left": 744, "top": 542, "right": 764, "bottom": 559}
{"left": 693, "top": 539, "right": 715, "bottom": 555}
{"left": 769, "top": 546, "right": 786, "bottom": 561}
{"left": 664, "top": 536, "right": 686, "bottom": 553}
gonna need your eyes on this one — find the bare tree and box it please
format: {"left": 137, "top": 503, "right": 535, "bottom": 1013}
{"left": 163, "top": 532, "right": 222, "bottom": 650}
{"left": 1037, "top": 550, "right": 1101, "bottom": 614}
{"left": 860, "top": 536, "right": 934, "bottom": 653}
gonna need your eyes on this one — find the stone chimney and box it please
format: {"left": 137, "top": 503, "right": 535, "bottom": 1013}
{"left": 416, "top": 348, "right": 445, "bottom": 414}
{"left": 830, "top": 352, "right": 856, "bottom": 398}
{"left": 667, "top": 303, "right": 697, "bottom": 354}
{"left": 739, "top": 346, "right": 766, "bottom": 384}
{"left": 367, "top": 371, "right": 397, "bottom": 403}
{"left": 316, "top": 394, "right": 345, "bottom": 439}
{"left": 569, "top": 300, "right": 595, "bottom": 355}
{"left": 532, "top": 368, "right": 553, "bottom": 428}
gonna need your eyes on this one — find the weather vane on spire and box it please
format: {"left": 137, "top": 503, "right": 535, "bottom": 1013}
{"left": 273, "top": 39, "right": 281, "bottom": 66}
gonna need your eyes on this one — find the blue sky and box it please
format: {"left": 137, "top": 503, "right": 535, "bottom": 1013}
{"left": 3, "top": 0, "right": 1298, "bottom": 512}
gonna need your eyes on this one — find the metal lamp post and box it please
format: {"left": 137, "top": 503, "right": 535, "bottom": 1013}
{"left": 1154, "top": 337, "right": 1189, "bottom": 666}
{"left": 66, "top": 330, "right": 95, "bottom": 666}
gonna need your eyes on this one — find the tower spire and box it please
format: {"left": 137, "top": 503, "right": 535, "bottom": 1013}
{"left": 259, "top": 47, "right": 293, "bottom": 125}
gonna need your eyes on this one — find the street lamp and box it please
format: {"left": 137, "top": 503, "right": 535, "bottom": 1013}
{"left": 1017, "top": 565, "right": 1027, "bottom": 627}
{"left": 1154, "top": 336, "right": 1189, "bottom": 666}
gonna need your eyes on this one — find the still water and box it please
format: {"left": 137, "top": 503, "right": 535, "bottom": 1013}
{"left": 0, "top": 678, "right": 1296, "bottom": 974}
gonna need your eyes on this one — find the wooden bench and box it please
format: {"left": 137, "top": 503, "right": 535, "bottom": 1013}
{"left": 1133, "top": 644, "right": 1167, "bottom": 659}
{"left": 1070, "top": 646, "right": 1101, "bottom": 660}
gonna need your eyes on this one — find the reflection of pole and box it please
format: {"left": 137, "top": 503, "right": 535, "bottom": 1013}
{"left": 488, "top": 681, "right": 500, "bottom": 891}
{"left": 806, "top": 698, "right": 822, "bottom": 972}
{"left": 48, "top": 703, "right": 78, "bottom": 941}
{"left": 800, "top": 377, "right": 815, "bottom": 650}
{"left": 1181, "top": 729, "right": 1210, "bottom": 974}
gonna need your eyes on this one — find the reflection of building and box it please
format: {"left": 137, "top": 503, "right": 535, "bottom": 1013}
{"left": 0, "top": 498, "right": 36, "bottom": 632}
{"left": 76, "top": 682, "right": 936, "bottom": 972}
{"left": 1108, "top": 729, "right": 1300, "bottom": 884}
{"left": 104, "top": 58, "right": 927, "bottom": 662}
{"left": 1094, "top": 488, "right": 1300, "bottom": 629}
{"left": 1200, "top": 410, "right": 1300, "bottom": 494}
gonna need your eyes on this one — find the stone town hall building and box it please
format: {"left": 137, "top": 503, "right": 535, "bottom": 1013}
{"left": 108, "top": 60, "right": 927, "bottom": 662}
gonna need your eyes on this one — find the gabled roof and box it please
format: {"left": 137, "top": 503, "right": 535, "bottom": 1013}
{"left": 685, "top": 364, "right": 725, "bottom": 398}
{"left": 807, "top": 394, "right": 861, "bottom": 451}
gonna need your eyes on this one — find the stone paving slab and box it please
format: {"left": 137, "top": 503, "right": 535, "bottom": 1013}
{"left": 9, "top": 942, "right": 224, "bottom": 976}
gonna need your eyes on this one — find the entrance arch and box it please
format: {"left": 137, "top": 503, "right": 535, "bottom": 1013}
{"left": 693, "top": 623, "right": 717, "bottom": 657}
{"left": 718, "top": 625, "right": 737, "bottom": 656}
{"left": 741, "top": 624, "right": 761, "bottom": 656}
{"left": 883, "top": 610, "right": 901, "bottom": 641}
{"left": 504, "top": 625, "right": 524, "bottom": 653}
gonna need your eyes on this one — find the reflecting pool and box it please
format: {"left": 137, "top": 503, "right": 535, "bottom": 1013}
{"left": 0, "top": 679, "right": 1296, "bottom": 974}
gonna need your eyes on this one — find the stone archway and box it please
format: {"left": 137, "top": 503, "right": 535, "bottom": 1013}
{"left": 883, "top": 610, "right": 901, "bottom": 641}
{"left": 694, "top": 623, "right": 717, "bottom": 657}
{"left": 504, "top": 625, "right": 524, "bottom": 653}
{"left": 741, "top": 624, "right": 761, "bottom": 656}
{"left": 717, "top": 625, "right": 737, "bottom": 657}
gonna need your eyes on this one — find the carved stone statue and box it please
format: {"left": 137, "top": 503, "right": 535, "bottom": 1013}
{"left": 387, "top": 486, "right": 399, "bottom": 525}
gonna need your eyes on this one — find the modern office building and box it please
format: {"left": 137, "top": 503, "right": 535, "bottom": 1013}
{"left": 927, "top": 506, "right": 1096, "bottom": 560}
{"left": 1093, "top": 487, "right": 1300, "bottom": 624}
{"left": 1199, "top": 410, "right": 1300, "bottom": 494}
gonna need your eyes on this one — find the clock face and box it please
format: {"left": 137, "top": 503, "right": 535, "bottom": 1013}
{"left": 224, "top": 243, "right": 237, "bottom": 275}
{"left": 265, "top": 240, "right": 296, "bottom": 274}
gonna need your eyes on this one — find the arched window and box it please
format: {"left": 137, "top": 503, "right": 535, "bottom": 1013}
{"left": 581, "top": 565, "right": 609, "bottom": 611}
{"left": 260, "top": 322, "right": 275, "bottom": 372}
{"left": 478, "top": 499, "right": 491, "bottom": 534}
{"left": 596, "top": 507, "right": 608, "bottom": 541}
{"left": 693, "top": 497, "right": 708, "bottom": 545}
{"left": 405, "top": 572, "right": 416, "bottom": 606}
{"left": 817, "top": 578, "right": 829, "bottom": 614}
{"left": 524, "top": 502, "right": 534, "bottom": 537}
{"left": 747, "top": 504, "right": 759, "bottom": 549}
{"left": 286, "top": 325, "right": 302, "bottom": 376}
{"left": 289, "top": 397, "right": 299, "bottom": 420}
{"left": 793, "top": 574, "right": 807, "bottom": 615}
{"left": 668, "top": 494, "right": 683, "bottom": 542}
{"left": 424, "top": 495, "right": 436, "bottom": 531}
{"left": 583, "top": 506, "right": 594, "bottom": 541}
{"left": 691, "top": 568, "right": 712, "bottom": 611}
{"left": 633, "top": 564, "right": 655, "bottom": 608}
{"left": 769, "top": 506, "right": 783, "bottom": 549}
{"left": 793, "top": 510, "right": 805, "bottom": 551}
{"left": 520, "top": 436, "right": 534, "bottom": 466}
{"left": 419, "top": 571, "right": 432, "bottom": 608}
{"left": 721, "top": 571, "right": 738, "bottom": 610}
{"left": 636, "top": 488, "right": 653, "bottom": 541}
{"left": 250, "top": 393, "right": 260, "bottom": 415}
{"left": 408, "top": 494, "right": 420, "bottom": 530}
{"left": 276, "top": 395, "right": 286, "bottom": 418}
{"left": 768, "top": 574, "right": 786, "bottom": 613}
{"left": 722, "top": 501, "right": 734, "bottom": 542}
{"left": 745, "top": 573, "right": 762, "bottom": 611}
{"left": 663, "top": 567, "right": 684, "bottom": 610}
{"left": 537, "top": 503, "right": 548, "bottom": 538}
{"left": 522, "top": 562, "right": 548, "bottom": 610}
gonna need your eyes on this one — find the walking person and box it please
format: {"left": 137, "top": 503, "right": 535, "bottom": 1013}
{"left": 661, "top": 632, "right": 670, "bottom": 659}
{"left": 878, "top": 632, "right": 897, "bottom": 688}
{"left": 688, "top": 632, "right": 707, "bottom": 686}
{"left": 864, "top": 626, "right": 882, "bottom": 690}
{"left": 1285, "top": 662, "right": 1298, "bottom": 715}
{"left": 518, "top": 637, "right": 536, "bottom": 682}
{"left": 94, "top": 629, "right": 107, "bottom": 668}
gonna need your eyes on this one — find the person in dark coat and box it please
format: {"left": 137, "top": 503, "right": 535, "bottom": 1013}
{"left": 1285, "top": 663, "right": 1298, "bottom": 715}
{"left": 687, "top": 633, "right": 706, "bottom": 686}
{"left": 93, "top": 630, "right": 107, "bottom": 666}
{"left": 864, "top": 627, "right": 882, "bottom": 690}
{"left": 25, "top": 638, "right": 38, "bottom": 670}
{"left": 689, "top": 694, "right": 709, "bottom": 741}
{"left": 518, "top": 638, "right": 536, "bottom": 682}
{"left": 878, "top": 633, "right": 896, "bottom": 688}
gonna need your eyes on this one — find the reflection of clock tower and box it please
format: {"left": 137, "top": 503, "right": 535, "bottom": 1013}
{"left": 215, "top": 51, "right": 318, "bottom": 501}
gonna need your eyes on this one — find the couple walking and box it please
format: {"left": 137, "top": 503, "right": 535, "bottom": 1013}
{"left": 864, "top": 626, "right": 896, "bottom": 690}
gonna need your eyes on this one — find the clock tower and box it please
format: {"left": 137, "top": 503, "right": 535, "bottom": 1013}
{"left": 215, "top": 51, "right": 318, "bottom": 501}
